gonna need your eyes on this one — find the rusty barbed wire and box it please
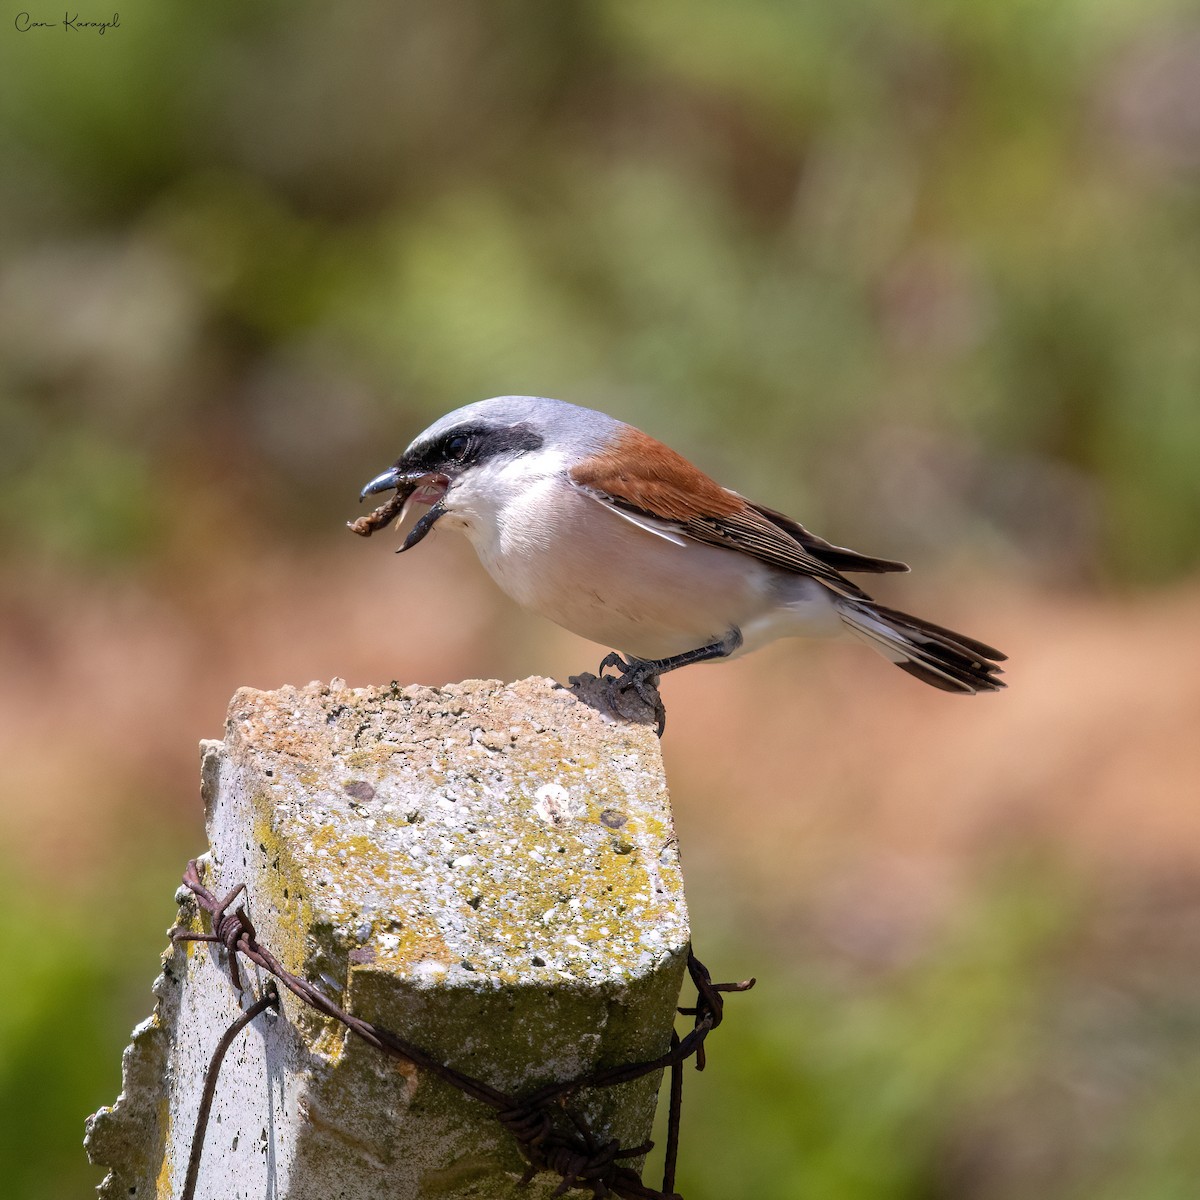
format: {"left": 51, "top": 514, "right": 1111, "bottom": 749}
{"left": 172, "top": 858, "right": 754, "bottom": 1200}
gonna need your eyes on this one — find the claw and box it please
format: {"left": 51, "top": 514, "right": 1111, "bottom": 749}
{"left": 594, "top": 654, "right": 667, "bottom": 736}
{"left": 597, "top": 651, "right": 627, "bottom": 678}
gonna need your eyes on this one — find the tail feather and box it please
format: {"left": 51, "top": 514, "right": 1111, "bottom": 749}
{"left": 837, "top": 601, "right": 1006, "bottom": 694}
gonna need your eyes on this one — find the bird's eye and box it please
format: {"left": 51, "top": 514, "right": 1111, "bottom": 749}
{"left": 445, "top": 434, "right": 471, "bottom": 461}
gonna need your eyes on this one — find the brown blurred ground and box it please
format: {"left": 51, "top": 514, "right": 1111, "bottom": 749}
{"left": 5, "top": 533, "right": 1195, "bottom": 894}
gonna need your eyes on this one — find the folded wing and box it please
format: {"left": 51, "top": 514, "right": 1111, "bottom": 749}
{"left": 568, "top": 425, "right": 905, "bottom": 599}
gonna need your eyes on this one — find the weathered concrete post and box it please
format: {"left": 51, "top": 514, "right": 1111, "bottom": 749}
{"left": 86, "top": 676, "right": 690, "bottom": 1199}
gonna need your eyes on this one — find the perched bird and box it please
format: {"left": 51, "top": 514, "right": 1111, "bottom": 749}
{"left": 351, "top": 396, "right": 1004, "bottom": 727}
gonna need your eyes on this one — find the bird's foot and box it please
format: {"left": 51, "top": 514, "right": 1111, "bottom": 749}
{"left": 596, "top": 653, "right": 667, "bottom": 736}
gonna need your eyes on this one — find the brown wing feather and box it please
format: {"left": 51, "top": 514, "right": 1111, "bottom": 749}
{"left": 672, "top": 511, "right": 872, "bottom": 598}
{"left": 569, "top": 426, "right": 877, "bottom": 598}
{"left": 748, "top": 502, "right": 909, "bottom": 575}
{"left": 569, "top": 427, "right": 744, "bottom": 520}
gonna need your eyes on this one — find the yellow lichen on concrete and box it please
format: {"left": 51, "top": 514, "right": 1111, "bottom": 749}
{"left": 249, "top": 805, "right": 315, "bottom": 975}
{"left": 153, "top": 1118, "right": 173, "bottom": 1200}
{"left": 215, "top": 677, "right": 687, "bottom": 998}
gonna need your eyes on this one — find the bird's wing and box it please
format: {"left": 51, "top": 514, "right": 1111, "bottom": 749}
{"left": 568, "top": 426, "right": 903, "bottom": 599}
{"left": 745, "top": 502, "right": 909, "bottom": 576}
{"left": 602, "top": 504, "right": 691, "bottom": 546}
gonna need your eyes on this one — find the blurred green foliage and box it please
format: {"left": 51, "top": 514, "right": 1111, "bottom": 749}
{"left": 0, "top": 839, "right": 194, "bottom": 1200}
{"left": 663, "top": 867, "right": 1200, "bottom": 1200}
{"left": 2, "top": 0, "right": 1200, "bottom": 578}
{"left": 663, "top": 867, "right": 1074, "bottom": 1200}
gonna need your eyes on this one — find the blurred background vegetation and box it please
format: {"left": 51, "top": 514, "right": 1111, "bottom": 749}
{"left": 2, "top": 2, "right": 1200, "bottom": 1197}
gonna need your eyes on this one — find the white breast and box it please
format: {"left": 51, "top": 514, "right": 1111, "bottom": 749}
{"left": 441, "top": 454, "right": 840, "bottom": 660}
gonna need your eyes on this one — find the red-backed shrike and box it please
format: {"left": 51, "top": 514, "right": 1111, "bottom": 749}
{"left": 351, "top": 396, "right": 1004, "bottom": 727}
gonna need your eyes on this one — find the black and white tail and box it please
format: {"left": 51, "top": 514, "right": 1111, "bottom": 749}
{"left": 837, "top": 600, "right": 1006, "bottom": 694}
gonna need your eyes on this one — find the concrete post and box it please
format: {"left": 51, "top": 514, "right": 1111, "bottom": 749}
{"left": 86, "top": 676, "right": 690, "bottom": 1199}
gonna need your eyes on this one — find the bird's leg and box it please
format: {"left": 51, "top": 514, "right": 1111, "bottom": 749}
{"left": 601, "top": 627, "right": 743, "bottom": 687}
{"left": 598, "top": 629, "right": 742, "bottom": 735}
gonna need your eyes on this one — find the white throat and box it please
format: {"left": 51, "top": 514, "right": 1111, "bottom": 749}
{"left": 440, "top": 448, "right": 568, "bottom": 549}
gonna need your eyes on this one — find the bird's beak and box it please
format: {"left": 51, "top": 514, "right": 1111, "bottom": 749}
{"left": 397, "top": 500, "right": 446, "bottom": 553}
{"left": 360, "top": 466, "right": 409, "bottom": 500}
{"left": 358, "top": 463, "right": 451, "bottom": 508}
{"left": 351, "top": 461, "right": 452, "bottom": 549}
